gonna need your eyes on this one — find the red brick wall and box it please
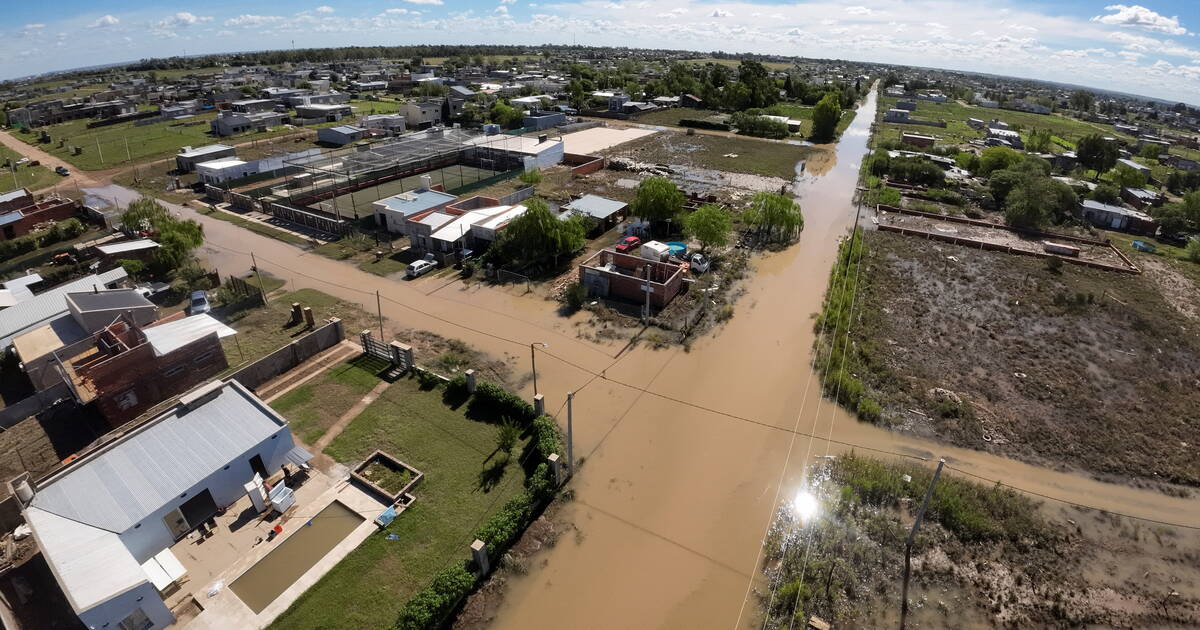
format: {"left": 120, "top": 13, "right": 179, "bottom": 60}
{"left": 578, "top": 250, "right": 684, "bottom": 307}
{"left": 86, "top": 333, "right": 228, "bottom": 427}
{"left": 0, "top": 198, "right": 80, "bottom": 241}
{"left": 564, "top": 153, "right": 605, "bottom": 175}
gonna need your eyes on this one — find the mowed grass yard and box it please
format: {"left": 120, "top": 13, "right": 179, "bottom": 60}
{"left": 11, "top": 114, "right": 305, "bottom": 171}
{"left": 219, "top": 288, "right": 378, "bottom": 368}
{"left": 0, "top": 144, "right": 61, "bottom": 191}
{"left": 267, "top": 374, "right": 530, "bottom": 630}
{"left": 270, "top": 356, "right": 383, "bottom": 445}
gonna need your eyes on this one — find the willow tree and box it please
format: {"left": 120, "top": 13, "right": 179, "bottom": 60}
{"left": 744, "top": 192, "right": 803, "bottom": 244}
{"left": 489, "top": 198, "right": 586, "bottom": 268}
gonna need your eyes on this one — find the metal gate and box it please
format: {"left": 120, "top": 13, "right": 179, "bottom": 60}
{"left": 359, "top": 330, "right": 413, "bottom": 373}
{"left": 360, "top": 330, "right": 392, "bottom": 361}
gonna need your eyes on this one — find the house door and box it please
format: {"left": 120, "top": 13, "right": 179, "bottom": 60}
{"left": 180, "top": 489, "right": 218, "bottom": 528}
{"left": 249, "top": 454, "right": 268, "bottom": 479}
{"left": 163, "top": 508, "right": 189, "bottom": 540}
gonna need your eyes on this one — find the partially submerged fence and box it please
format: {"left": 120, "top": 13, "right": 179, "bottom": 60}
{"left": 877, "top": 224, "right": 1140, "bottom": 273}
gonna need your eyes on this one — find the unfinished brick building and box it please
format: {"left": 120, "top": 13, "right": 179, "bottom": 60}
{"left": 578, "top": 249, "right": 686, "bottom": 309}
{"left": 0, "top": 189, "right": 80, "bottom": 241}
{"left": 56, "top": 313, "right": 232, "bottom": 426}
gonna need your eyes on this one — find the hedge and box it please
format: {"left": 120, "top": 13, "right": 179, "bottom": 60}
{"left": 679, "top": 119, "right": 730, "bottom": 131}
{"left": 468, "top": 381, "right": 536, "bottom": 426}
{"left": 393, "top": 566, "right": 476, "bottom": 630}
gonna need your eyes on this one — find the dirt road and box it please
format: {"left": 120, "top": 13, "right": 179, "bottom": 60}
{"left": 0, "top": 129, "right": 117, "bottom": 188}
{"left": 154, "top": 91, "right": 1196, "bottom": 629}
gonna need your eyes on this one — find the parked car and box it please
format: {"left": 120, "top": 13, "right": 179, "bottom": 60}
{"left": 189, "top": 290, "right": 212, "bottom": 315}
{"left": 406, "top": 259, "right": 437, "bottom": 278}
{"left": 615, "top": 236, "right": 642, "bottom": 253}
{"left": 689, "top": 253, "right": 711, "bottom": 273}
{"left": 54, "top": 166, "right": 69, "bottom": 176}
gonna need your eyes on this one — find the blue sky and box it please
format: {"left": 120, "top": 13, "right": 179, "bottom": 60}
{"left": 5, "top": 1, "right": 1199, "bottom": 104}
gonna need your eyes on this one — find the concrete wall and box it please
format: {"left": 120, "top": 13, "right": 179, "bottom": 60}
{"left": 564, "top": 153, "right": 605, "bottom": 176}
{"left": 118, "top": 424, "right": 295, "bottom": 563}
{"left": 0, "top": 382, "right": 72, "bottom": 429}
{"left": 79, "top": 581, "right": 174, "bottom": 630}
{"left": 227, "top": 319, "right": 344, "bottom": 392}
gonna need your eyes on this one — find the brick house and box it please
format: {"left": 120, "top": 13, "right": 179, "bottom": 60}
{"left": 0, "top": 189, "right": 80, "bottom": 241}
{"left": 578, "top": 249, "right": 686, "bottom": 309}
{"left": 56, "top": 312, "right": 233, "bottom": 427}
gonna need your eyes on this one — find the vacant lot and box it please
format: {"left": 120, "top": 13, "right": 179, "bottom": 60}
{"left": 220, "top": 288, "right": 378, "bottom": 367}
{"left": 266, "top": 374, "right": 529, "bottom": 630}
{"left": 608, "top": 129, "right": 821, "bottom": 180}
{"left": 873, "top": 97, "right": 1126, "bottom": 149}
{"left": 847, "top": 231, "right": 1200, "bottom": 488}
{"left": 0, "top": 143, "right": 59, "bottom": 191}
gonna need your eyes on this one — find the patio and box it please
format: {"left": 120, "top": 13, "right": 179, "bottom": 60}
{"left": 170, "top": 465, "right": 386, "bottom": 629}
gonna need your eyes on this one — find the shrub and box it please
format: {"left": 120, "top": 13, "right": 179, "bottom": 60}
{"left": 679, "top": 118, "right": 730, "bottom": 131}
{"left": 729, "top": 112, "right": 789, "bottom": 139}
{"left": 517, "top": 170, "right": 542, "bottom": 186}
{"left": 561, "top": 282, "right": 587, "bottom": 312}
{"left": 923, "top": 188, "right": 966, "bottom": 206}
{"left": 530, "top": 415, "right": 563, "bottom": 460}
{"left": 856, "top": 397, "right": 882, "bottom": 423}
{"left": 474, "top": 492, "right": 535, "bottom": 558}
{"left": 415, "top": 368, "right": 443, "bottom": 390}
{"left": 393, "top": 566, "right": 476, "bottom": 630}
{"left": 119, "top": 259, "right": 147, "bottom": 279}
{"left": 497, "top": 419, "right": 519, "bottom": 454}
{"left": 459, "top": 261, "right": 475, "bottom": 278}
{"left": 469, "top": 381, "right": 536, "bottom": 426}
{"left": 1187, "top": 239, "right": 1200, "bottom": 264}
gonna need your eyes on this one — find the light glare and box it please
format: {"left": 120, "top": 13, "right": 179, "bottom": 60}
{"left": 793, "top": 490, "right": 819, "bottom": 522}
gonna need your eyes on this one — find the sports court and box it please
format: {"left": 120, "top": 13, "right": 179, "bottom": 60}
{"left": 311, "top": 164, "right": 501, "bottom": 218}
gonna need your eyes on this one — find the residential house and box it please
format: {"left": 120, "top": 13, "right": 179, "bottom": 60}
{"left": 195, "top": 158, "right": 257, "bottom": 185}
{"left": 0, "top": 189, "right": 80, "bottom": 241}
{"left": 0, "top": 273, "right": 42, "bottom": 310}
{"left": 1117, "top": 158, "right": 1152, "bottom": 179}
{"left": 462, "top": 133, "right": 565, "bottom": 170}
{"left": 295, "top": 103, "right": 353, "bottom": 123}
{"left": 372, "top": 187, "right": 457, "bottom": 235}
{"left": 562, "top": 194, "right": 627, "bottom": 235}
{"left": 895, "top": 100, "right": 918, "bottom": 111}
{"left": 578, "top": 249, "right": 686, "bottom": 309}
{"left": 317, "top": 125, "right": 368, "bottom": 147}
{"left": 400, "top": 100, "right": 443, "bottom": 129}
{"left": 652, "top": 96, "right": 681, "bottom": 108}
{"left": 884, "top": 108, "right": 911, "bottom": 123}
{"left": 681, "top": 94, "right": 703, "bottom": 108}
{"left": 1162, "top": 154, "right": 1198, "bottom": 171}
{"left": 1078, "top": 199, "right": 1157, "bottom": 235}
{"left": 175, "top": 144, "right": 236, "bottom": 173}
{"left": 16, "top": 379, "right": 311, "bottom": 630}
{"left": 228, "top": 99, "right": 277, "bottom": 114}
{"left": 523, "top": 110, "right": 566, "bottom": 130}
{"left": 11, "top": 287, "right": 155, "bottom": 393}
{"left": 1121, "top": 187, "right": 1163, "bottom": 210}
{"left": 0, "top": 269, "right": 129, "bottom": 352}
{"left": 359, "top": 113, "right": 407, "bottom": 135}
{"left": 986, "top": 127, "right": 1024, "bottom": 149}
{"left": 210, "top": 111, "right": 288, "bottom": 136}
{"left": 54, "top": 312, "right": 233, "bottom": 426}
{"left": 351, "top": 80, "right": 388, "bottom": 91}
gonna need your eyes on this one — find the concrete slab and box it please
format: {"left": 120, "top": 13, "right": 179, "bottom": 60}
{"left": 562, "top": 127, "right": 656, "bottom": 154}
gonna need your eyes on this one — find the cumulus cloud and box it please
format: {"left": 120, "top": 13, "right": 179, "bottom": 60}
{"left": 88, "top": 15, "right": 120, "bottom": 28}
{"left": 656, "top": 7, "right": 686, "bottom": 18}
{"left": 495, "top": 5, "right": 509, "bottom": 14}
{"left": 844, "top": 6, "right": 874, "bottom": 16}
{"left": 710, "top": 9, "right": 733, "bottom": 18}
{"left": 402, "top": 0, "right": 444, "bottom": 5}
{"left": 314, "top": 5, "right": 334, "bottom": 13}
{"left": 383, "top": 8, "right": 411, "bottom": 14}
{"left": 1092, "top": 4, "right": 1187, "bottom": 35}
{"left": 22, "top": 23, "right": 45, "bottom": 31}
{"left": 224, "top": 14, "right": 285, "bottom": 27}
{"left": 158, "top": 12, "right": 213, "bottom": 28}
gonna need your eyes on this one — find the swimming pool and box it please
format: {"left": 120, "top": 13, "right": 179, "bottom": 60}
{"left": 230, "top": 501, "right": 364, "bottom": 614}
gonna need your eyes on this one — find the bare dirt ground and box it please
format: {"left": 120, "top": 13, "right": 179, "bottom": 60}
{"left": 1139, "top": 256, "right": 1200, "bottom": 322}
{"left": 850, "top": 231, "right": 1200, "bottom": 489}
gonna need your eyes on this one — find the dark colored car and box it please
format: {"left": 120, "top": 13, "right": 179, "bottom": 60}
{"left": 615, "top": 236, "right": 641, "bottom": 253}
{"left": 55, "top": 166, "right": 69, "bottom": 176}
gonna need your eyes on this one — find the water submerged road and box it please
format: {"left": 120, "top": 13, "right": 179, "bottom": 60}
{"left": 159, "top": 88, "right": 1198, "bottom": 629}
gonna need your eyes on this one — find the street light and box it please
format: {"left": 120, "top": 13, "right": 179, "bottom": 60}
{"left": 530, "top": 342, "right": 548, "bottom": 396}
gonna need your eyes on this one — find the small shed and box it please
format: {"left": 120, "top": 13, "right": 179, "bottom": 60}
{"left": 563, "top": 194, "right": 627, "bottom": 234}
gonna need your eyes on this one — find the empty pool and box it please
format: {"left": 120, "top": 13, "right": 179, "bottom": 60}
{"left": 230, "top": 501, "right": 364, "bottom": 614}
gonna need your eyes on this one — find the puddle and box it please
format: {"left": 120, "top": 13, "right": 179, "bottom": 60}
{"left": 229, "top": 501, "right": 363, "bottom": 614}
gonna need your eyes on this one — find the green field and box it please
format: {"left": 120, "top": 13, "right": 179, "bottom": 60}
{"left": 874, "top": 97, "right": 1134, "bottom": 150}
{"left": 267, "top": 372, "right": 530, "bottom": 630}
{"left": 682, "top": 57, "right": 796, "bottom": 71}
{"left": 11, "top": 114, "right": 305, "bottom": 171}
{"left": 0, "top": 144, "right": 59, "bottom": 192}
{"left": 633, "top": 102, "right": 853, "bottom": 140}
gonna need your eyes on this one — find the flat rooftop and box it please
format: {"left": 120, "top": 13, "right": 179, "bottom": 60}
{"left": 374, "top": 189, "right": 458, "bottom": 217}
{"left": 66, "top": 288, "right": 153, "bottom": 313}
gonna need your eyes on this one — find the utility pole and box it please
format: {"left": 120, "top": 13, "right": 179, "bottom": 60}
{"left": 642, "top": 264, "right": 652, "bottom": 323}
{"left": 123, "top": 136, "right": 132, "bottom": 163}
{"left": 250, "top": 252, "right": 267, "bottom": 301}
{"left": 95, "top": 137, "right": 104, "bottom": 165}
{"left": 530, "top": 342, "right": 539, "bottom": 396}
{"left": 376, "top": 290, "right": 385, "bottom": 341}
{"left": 566, "top": 391, "right": 574, "bottom": 475}
{"left": 901, "top": 459, "right": 945, "bottom": 630}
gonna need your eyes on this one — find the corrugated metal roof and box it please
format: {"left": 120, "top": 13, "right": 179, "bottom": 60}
{"left": 143, "top": 313, "right": 236, "bottom": 356}
{"left": 0, "top": 269, "right": 128, "bottom": 347}
{"left": 177, "top": 144, "right": 233, "bottom": 159}
{"left": 29, "top": 380, "right": 289, "bottom": 533}
{"left": 0, "top": 211, "right": 23, "bottom": 227}
{"left": 0, "top": 189, "right": 29, "bottom": 204}
{"left": 375, "top": 189, "right": 457, "bottom": 217}
{"left": 566, "top": 195, "right": 626, "bottom": 220}
{"left": 95, "top": 239, "right": 160, "bottom": 255}
{"left": 25, "top": 507, "right": 145, "bottom": 613}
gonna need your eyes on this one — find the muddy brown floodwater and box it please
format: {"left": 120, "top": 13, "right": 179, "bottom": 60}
{"left": 166, "top": 86, "right": 1199, "bottom": 630}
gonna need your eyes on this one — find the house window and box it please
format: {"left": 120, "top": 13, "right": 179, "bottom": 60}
{"left": 163, "top": 365, "right": 185, "bottom": 378}
{"left": 114, "top": 389, "right": 139, "bottom": 411}
{"left": 118, "top": 608, "right": 152, "bottom": 630}
{"left": 193, "top": 351, "right": 215, "bottom": 364}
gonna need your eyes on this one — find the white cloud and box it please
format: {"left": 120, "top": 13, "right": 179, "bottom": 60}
{"left": 158, "top": 12, "right": 213, "bottom": 28}
{"left": 383, "top": 8, "right": 410, "bottom": 15}
{"left": 657, "top": 8, "right": 686, "bottom": 18}
{"left": 88, "top": 15, "right": 120, "bottom": 28}
{"left": 224, "top": 14, "right": 285, "bottom": 27}
{"left": 402, "top": 0, "right": 444, "bottom": 5}
{"left": 710, "top": 9, "right": 733, "bottom": 18}
{"left": 22, "top": 23, "right": 45, "bottom": 31}
{"left": 216, "top": 30, "right": 235, "bottom": 37}
{"left": 1092, "top": 4, "right": 1187, "bottom": 35}
{"left": 495, "top": 5, "right": 509, "bottom": 14}
{"left": 314, "top": 5, "right": 335, "bottom": 13}
{"left": 500, "top": 0, "right": 518, "bottom": 3}
{"left": 844, "top": 6, "right": 874, "bottom": 17}
{"left": 925, "top": 22, "right": 948, "bottom": 30}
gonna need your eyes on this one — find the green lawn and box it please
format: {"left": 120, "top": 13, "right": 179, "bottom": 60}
{"left": 10, "top": 115, "right": 303, "bottom": 171}
{"left": 1105, "top": 231, "right": 1200, "bottom": 284}
{"left": 270, "top": 357, "right": 383, "bottom": 444}
{"left": 349, "top": 99, "right": 402, "bottom": 116}
{"left": 635, "top": 108, "right": 727, "bottom": 128}
{"left": 267, "top": 374, "right": 529, "bottom": 630}
{"left": 0, "top": 143, "right": 60, "bottom": 192}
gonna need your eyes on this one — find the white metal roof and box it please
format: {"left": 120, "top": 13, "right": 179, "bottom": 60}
{"left": 196, "top": 158, "right": 249, "bottom": 170}
{"left": 432, "top": 206, "right": 511, "bottom": 242}
{"left": 0, "top": 268, "right": 127, "bottom": 347}
{"left": 142, "top": 313, "right": 236, "bottom": 356}
{"left": 177, "top": 144, "right": 233, "bottom": 159}
{"left": 25, "top": 507, "right": 145, "bottom": 613}
{"left": 96, "top": 239, "right": 160, "bottom": 255}
{"left": 29, "top": 380, "right": 288, "bottom": 533}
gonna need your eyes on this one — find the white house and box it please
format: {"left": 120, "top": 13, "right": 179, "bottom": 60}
{"left": 195, "top": 158, "right": 256, "bottom": 185}
{"left": 16, "top": 379, "right": 310, "bottom": 630}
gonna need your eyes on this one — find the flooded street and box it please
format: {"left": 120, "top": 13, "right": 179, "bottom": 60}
{"left": 164, "top": 87, "right": 1200, "bottom": 629}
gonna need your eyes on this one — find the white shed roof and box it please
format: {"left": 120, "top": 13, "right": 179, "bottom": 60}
{"left": 0, "top": 268, "right": 128, "bottom": 347}
{"left": 142, "top": 313, "right": 236, "bottom": 356}
{"left": 96, "top": 239, "right": 160, "bottom": 255}
{"left": 25, "top": 507, "right": 145, "bottom": 613}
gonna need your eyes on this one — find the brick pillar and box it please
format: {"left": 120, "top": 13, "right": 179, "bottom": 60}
{"left": 302, "top": 307, "right": 315, "bottom": 328}
{"left": 389, "top": 341, "right": 413, "bottom": 370}
{"left": 291, "top": 302, "right": 303, "bottom": 325}
{"left": 470, "top": 539, "right": 489, "bottom": 576}
{"left": 464, "top": 369, "right": 477, "bottom": 393}
{"left": 533, "top": 394, "right": 545, "bottom": 416}
{"left": 547, "top": 453, "right": 564, "bottom": 485}
{"left": 328, "top": 317, "right": 343, "bottom": 341}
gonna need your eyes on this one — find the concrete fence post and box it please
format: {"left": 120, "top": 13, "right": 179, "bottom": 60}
{"left": 388, "top": 341, "right": 413, "bottom": 370}
{"left": 290, "top": 302, "right": 303, "bottom": 325}
{"left": 360, "top": 330, "right": 372, "bottom": 348}
{"left": 464, "top": 369, "right": 477, "bottom": 393}
{"left": 533, "top": 394, "right": 545, "bottom": 416}
{"left": 302, "top": 307, "right": 315, "bottom": 329}
{"left": 470, "top": 539, "right": 490, "bottom": 576}
{"left": 328, "top": 317, "right": 343, "bottom": 341}
{"left": 547, "top": 453, "right": 564, "bottom": 485}
{"left": 289, "top": 341, "right": 300, "bottom": 368}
